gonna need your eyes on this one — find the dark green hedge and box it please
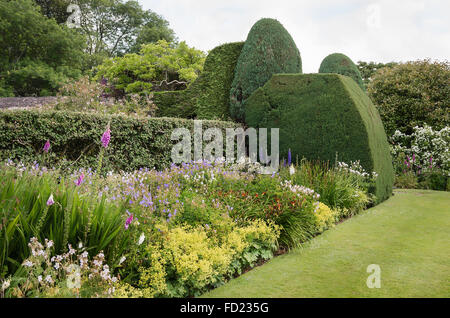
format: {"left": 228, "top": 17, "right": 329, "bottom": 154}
{"left": 153, "top": 90, "right": 196, "bottom": 119}
{"left": 153, "top": 42, "right": 244, "bottom": 120}
{"left": 0, "top": 110, "right": 240, "bottom": 172}
{"left": 319, "top": 53, "right": 365, "bottom": 90}
{"left": 230, "top": 18, "right": 302, "bottom": 122}
{"left": 245, "top": 73, "right": 394, "bottom": 203}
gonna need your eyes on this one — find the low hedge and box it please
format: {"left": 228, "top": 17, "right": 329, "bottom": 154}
{"left": 245, "top": 73, "right": 394, "bottom": 203}
{"left": 0, "top": 110, "right": 241, "bottom": 172}
{"left": 153, "top": 42, "right": 244, "bottom": 120}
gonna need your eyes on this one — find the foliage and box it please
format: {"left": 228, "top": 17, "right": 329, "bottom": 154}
{"left": 390, "top": 125, "right": 449, "bottom": 176}
{"left": 34, "top": 0, "right": 71, "bottom": 24}
{"left": 3, "top": 238, "right": 118, "bottom": 298}
{"left": 94, "top": 40, "right": 205, "bottom": 96}
{"left": 54, "top": 76, "right": 157, "bottom": 116}
{"left": 0, "top": 165, "right": 131, "bottom": 277}
{"left": 117, "top": 220, "right": 279, "bottom": 298}
{"left": 313, "top": 203, "right": 337, "bottom": 233}
{"left": 0, "top": 153, "right": 376, "bottom": 298}
{"left": 283, "top": 160, "right": 373, "bottom": 218}
{"left": 367, "top": 59, "right": 450, "bottom": 135}
{"left": 0, "top": 0, "right": 86, "bottom": 96}
{"left": 229, "top": 18, "right": 302, "bottom": 122}
{"left": 319, "top": 53, "right": 365, "bottom": 90}
{"left": 390, "top": 125, "right": 449, "bottom": 190}
{"left": 74, "top": 0, "right": 176, "bottom": 58}
{"left": 356, "top": 61, "right": 398, "bottom": 87}
{"left": 245, "top": 73, "right": 394, "bottom": 203}
{"left": 152, "top": 42, "right": 244, "bottom": 120}
{"left": 0, "top": 110, "right": 240, "bottom": 172}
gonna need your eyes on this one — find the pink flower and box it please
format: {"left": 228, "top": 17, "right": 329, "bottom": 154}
{"left": 124, "top": 211, "right": 133, "bottom": 230}
{"left": 47, "top": 194, "right": 55, "bottom": 206}
{"left": 75, "top": 173, "right": 85, "bottom": 186}
{"left": 101, "top": 128, "right": 111, "bottom": 148}
{"left": 43, "top": 140, "right": 50, "bottom": 153}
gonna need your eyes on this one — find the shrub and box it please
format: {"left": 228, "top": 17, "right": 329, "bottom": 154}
{"left": 313, "top": 203, "right": 337, "bottom": 233}
{"left": 152, "top": 42, "right": 244, "bottom": 120}
{"left": 368, "top": 59, "right": 450, "bottom": 135}
{"left": 319, "top": 53, "right": 365, "bottom": 90}
{"left": 390, "top": 125, "right": 450, "bottom": 176}
{"left": 54, "top": 76, "right": 157, "bottom": 117}
{"left": 229, "top": 18, "right": 302, "bottom": 122}
{"left": 94, "top": 40, "right": 206, "bottom": 96}
{"left": 0, "top": 110, "right": 241, "bottom": 172}
{"left": 245, "top": 73, "right": 394, "bottom": 203}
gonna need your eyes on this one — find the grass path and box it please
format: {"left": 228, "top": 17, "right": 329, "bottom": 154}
{"left": 203, "top": 190, "right": 450, "bottom": 298}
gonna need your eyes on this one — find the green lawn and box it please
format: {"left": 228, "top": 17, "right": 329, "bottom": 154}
{"left": 203, "top": 189, "right": 450, "bottom": 298}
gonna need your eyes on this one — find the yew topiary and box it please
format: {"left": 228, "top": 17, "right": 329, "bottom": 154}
{"left": 229, "top": 18, "right": 302, "bottom": 122}
{"left": 319, "top": 53, "right": 365, "bottom": 90}
{"left": 245, "top": 73, "right": 394, "bottom": 203}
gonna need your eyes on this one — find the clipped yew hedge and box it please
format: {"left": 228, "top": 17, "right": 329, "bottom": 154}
{"left": 229, "top": 18, "right": 302, "bottom": 122}
{"left": 245, "top": 73, "right": 394, "bottom": 203}
{"left": 153, "top": 42, "right": 244, "bottom": 120}
{"left": 0, "top": 110, "right": 240, "bottom": 172}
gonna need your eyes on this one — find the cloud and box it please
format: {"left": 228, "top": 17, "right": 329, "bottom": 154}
{"left": 139, "top": 0, "right": 450, "bottom": 73}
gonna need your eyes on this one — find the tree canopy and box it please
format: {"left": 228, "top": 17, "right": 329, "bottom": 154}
{"left": 94, "top": 40, "right": 205, "bottom": 96}
{"left": 0, "top": 0, "right": 86, "bottom": 96}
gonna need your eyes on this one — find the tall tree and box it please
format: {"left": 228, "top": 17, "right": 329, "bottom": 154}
{"left": 0, "top": 0, "right": 86, "bottom": 96}
{"left": 74, "top": 0, "right": 175, "bottom": 57}
{"left": 34, "top": 0, "right": 71, "bottom": 24}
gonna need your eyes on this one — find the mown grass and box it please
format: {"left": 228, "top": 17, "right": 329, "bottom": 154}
{"left": 202, "top": 189, "right": 450, "bottom": 298}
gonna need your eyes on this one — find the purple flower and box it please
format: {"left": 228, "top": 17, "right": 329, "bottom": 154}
{"left": 288, "top": 149, "right": 292, "bottom": 166}
{"left": 47, "top": 194, "right": 55, "bottom": 206}
{"left": 75, "top": 173, "right": 85, "bottom": 186}
{"left": 124, "top": 211, "right": 134, "bottom": 230}
{"left": 101, "top": 128, "right": 111, "bottom": 148}
{"left": 412, "top": 154, "right": 416, "bottom": 163}
{"left": 43, "top": 140, "right": 50, "bottom": 153}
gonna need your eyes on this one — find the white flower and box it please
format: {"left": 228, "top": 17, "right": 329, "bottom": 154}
{"left": 78, "top": 242, "right": 83, "bottom": 249}
{"left": 138, "top": 233, "right": 145, "bottom": 245}
{"left": 289, "top": 165, "right": 296, "bottom": 176}
{"left": 46, "top": 240, "right": 54, "bottom": 248}
{"left": 2, "top": 280, "right": 10, "bottom": 291}
{"left": 54, "top": 263, "right": 60, "bottom": 270}
{"left": 45, "top": 275, "right": 53, "bottom": 284}
{"left": 23, "top": 260, "right": 33, "bottom": 267}
{"left": 119, "top": 256, "right": 126, "bottom": 265}
{"left": 37, "top": 275, "right": 43, "bottom": 283}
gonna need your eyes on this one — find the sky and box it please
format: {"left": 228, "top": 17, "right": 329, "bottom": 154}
{"left": 138, "top": 0, "right": 450, "bottom": 73}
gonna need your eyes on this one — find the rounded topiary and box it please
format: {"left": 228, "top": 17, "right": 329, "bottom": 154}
{"left": 319, "top": 53, "right": 365, "bottom": 91}
{"left": 245, "top": 73, "right": 394, "bottom": 204}
{"left": 229, "top": 18, "right": 302, "bottom": 122}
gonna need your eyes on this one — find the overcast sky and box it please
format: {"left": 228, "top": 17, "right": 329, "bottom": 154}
{"left": 138, "top": 0, "right": 449, "bottom": 73}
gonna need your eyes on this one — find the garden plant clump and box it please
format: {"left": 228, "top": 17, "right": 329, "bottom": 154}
{"left": 389, "top": 124, "right": 449, "bottom": 190}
